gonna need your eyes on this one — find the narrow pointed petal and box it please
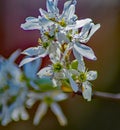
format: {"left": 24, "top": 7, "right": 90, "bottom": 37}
{"left": 87, "top": 71, "right": 97, "bottom": 81}
{"left": 33, "top": 102, "right": 48, "bottom": 125}
{"left": 21, "top": 17, "right": 41, "bottom": 30}
{"left": 66, "top": 72, "right": 78, "bottom": 92}
{"left": 60, "top": 0, "right": 76, "bottom": 19}
{"left": 19, "top": 56, "right": 41, "bottom": 67}
{"left": 76, "top": 18, "right": 92, "bottom": 29}
{"left": 73, "top": 47, "right": 85, "bottom": 69}
{"left": 86, "top": 23, "right": 101, "bottom": 41}
{"left": 47, "top": 0, "right": 59, "bottom": 14}
{"left": 9, "top": 49, "right": 21, "bottom": 63}
{"left": 79, "top": 23, "right": 92, "bottom": 43}
{"left": 51, "top": 103, "right": 67, "bottom": 126}
{"left": 54, "top": 0, "right": 59, "bottom": 7}
{"left": 79, "top": 23, "right": 100, "bottom": 43}
{"left": 39, "top": 17, "right": 54, "bottom": 28}
{"left": 37, "top": 66, "right": 53, "bottom": 78}
{"left": 82, "top": 81, "right": 92, "bottom": 101}
{"left": 39, "top": 8, "right": 49, "bottom": 18}
{"left": 53, "top": 93, "right": 68, "bottom": 101}
{"left": 21, "top": 46, "right": 46, "bottom": 56}
{"left": 66, "top": 4, "right": 75, "bottom": 20}
{"left": 65, "top": 18, "right": 92, "bottom": 30}
{"left": 74, "top": 43, "right": 97, "bottom": 60}
{"left": 20, "top": 107, "right": 29, "bottom": 120}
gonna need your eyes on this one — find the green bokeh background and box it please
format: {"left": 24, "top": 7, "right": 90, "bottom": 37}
{"left": 0, "top": 0, "right": 120, "bottom": 130}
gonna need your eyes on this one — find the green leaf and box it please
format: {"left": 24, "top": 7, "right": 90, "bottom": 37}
{"left": 71, "top": 59, "right": 78, "bottom": 69}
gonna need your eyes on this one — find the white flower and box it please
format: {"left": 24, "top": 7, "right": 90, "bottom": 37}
{"left": 26, "top": 91, "right": 68, "bottom": 126}
{"left": 66, "top": 59, "right": 97, "bottom": 101}
{"left": 0, "top": 50, "right": 28, "bottom": 125}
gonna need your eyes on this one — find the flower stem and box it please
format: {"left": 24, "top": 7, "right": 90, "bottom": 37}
{"left": 74, "top": 90, "right": 120, "bottom": 101}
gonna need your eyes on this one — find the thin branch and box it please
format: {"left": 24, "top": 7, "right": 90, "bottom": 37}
{"left": 74, "top": 90, "right": 120, "bottom": 101}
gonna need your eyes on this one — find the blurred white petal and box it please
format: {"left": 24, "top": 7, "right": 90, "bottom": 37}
{"left": 20, "top": 107, "right": 29, "bottom": 120}
{"left": 51, "top": 103, "right": 67, "bottom": 126}
{"left": 53, "top": 93, "right": 68, "bottom": 101}
{"left": 33, "top": 102, "right": 48, "bottom": 125}
{"left": 9, "top": 49, "right": 21, "bottom": 63}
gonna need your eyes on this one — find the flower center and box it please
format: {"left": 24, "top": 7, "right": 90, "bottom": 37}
{"left": 59, "top": 19, "right": 67, "bottom": 27}
{"left": 79, "top": 72, "right": 87, "bottom": 82}
{"left": 42, "top": 42, "right": 50, "bottom": 49}
{"left": 53, "top": 62, "right": 63, "bottom": 72}
{"left": 44, "top": 96, "right": 53, "bottom": 105}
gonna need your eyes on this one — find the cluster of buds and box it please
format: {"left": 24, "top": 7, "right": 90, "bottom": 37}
{"left": 0, "top": 0, "right": 100, "bottom": 126}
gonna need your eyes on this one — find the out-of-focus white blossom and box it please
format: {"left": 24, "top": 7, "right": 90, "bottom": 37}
{"left": 27, "top": 90, "right": 68, "bottom": 126}
{"left": 0, "top": 50, "right": 28, "bottom": 125}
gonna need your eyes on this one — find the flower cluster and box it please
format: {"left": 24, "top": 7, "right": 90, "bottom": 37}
{"left": 0, "top": 0, "right": 100, "bottom": 126}
{"left": 0, "top": 50, "right": 28, "bottom": 125}
{"left": 20, "top": 0, "right": 100, "bottom": 101}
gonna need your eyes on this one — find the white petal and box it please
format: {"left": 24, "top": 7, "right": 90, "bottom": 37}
{"left": 11, "top": 109, "right": 19, "bottom": 121}
{"left": 74, "top": 43, "right": 97, "bottom": 60}
{"left": 67, "top": 5, "right": 75, "bottom": 20}
{"left": 79, "top": 23, "right": 92, "bottom": 43}
{"left": 51, "top": 103, "right": 67, "bottom": 126}
{"left": 23, "top": 58, "right": 41, "bottom": 79}
{"left": 79, "top": 23, "right": 100, "bottom": 43}
{"left": 65, "top": 72, "right": 78, "bottom": 92}
{"left": 47, "top": 0, "right": 59, "bottom": 14}
{"left": 87, "top": 71, "right": 97, "bottom": 81}
{"left": 65, "top": 18, "right": 92, "bottom": 30}
{"left": 19, "top": 56, "right": 41, "bottom": 67}
{"left": 21, "top": 22, "right": 40, "bottom": 30}
{"left": 21, "top": 46, "right": 45, "bottom": 56}
{"left": 39, "top": 8, "right": 49, "bottom": 18}
{"left": 49, "top": 43, "right": 61, "bottom": 63}
{"left": 37, "top": 66, "right": 53, "bottom": 78}
{"left": 54, "top": 93, "right": 68, "bottom": 101}
{"left": 9, "top": 49, "right": 21, "bottom": 63}
{"left": 25, "top": 17, "right": 39, "bottom": 22}
{"left": 26, "top": 98, "right": 36, "bottom": 108}
{"left": 54, "top": 0, "right": 59, "bottom": 7}
{"left": 33, "top": 102, "right": 48, "bottom": 125}
{"left": 72, "top": 50, "right": 85, "bottom": 72}
{"left": 76, "top": 18, "right": 92, "bottom": 29}
{"left": 82, "top": 82, "right": 92, "bottom": 101}
{"left": 20, "top": 107, "right": 29, "bottom": 120}
{"left": 56, "top": 31, "right": 69, "bottom": 44}
{"left": 39, "top": 17, "right": 54, "bottom": 28}
{"left": 60, "top": 0, "right": 76, "bottom": 19}
{"left": 73, "top": 47, "right": 85, "bottom": 70}
{"left": 86, "top": 23, "right": 100, "bottom": 41}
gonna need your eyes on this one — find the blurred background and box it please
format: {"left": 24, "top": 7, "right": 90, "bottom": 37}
{"left": 0, "top": 0, "right": 120, "bottom": 130}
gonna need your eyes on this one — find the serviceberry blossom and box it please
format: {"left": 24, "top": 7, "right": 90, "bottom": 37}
{"left": 26, "top": 90, "right": 68, "bottom": 126}
{"left": 66, "top": 57, "right": 97, "bottom": 101}
{"left": 0, "top": 50, "right": 28, "bottom": 125}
